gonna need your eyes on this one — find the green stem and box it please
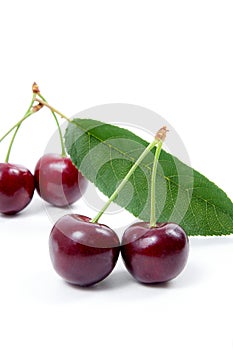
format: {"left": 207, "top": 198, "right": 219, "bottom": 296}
{"left": 4, "top": 94, "right": 36, "bottom": 163}
{"left": 0, "top": 109, "right": 34, "bottom": 144}
{"left": 5, "top": 124, "right": 20, "bottom": 162}
{"left": 38, "top": 94, "right": 66, "bottom": 157}
{"left": 149, "top": 140, "right": 163, "bottom": 227}
{"left": 91, "top": 138, "right": 159, "bottom": 224}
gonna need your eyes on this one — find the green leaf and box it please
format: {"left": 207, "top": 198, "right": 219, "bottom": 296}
{"left": 65, "top": 118, "right": 233, "bottom": 236}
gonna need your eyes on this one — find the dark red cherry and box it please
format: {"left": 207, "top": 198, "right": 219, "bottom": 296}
{"left": 0, "top": 163, "right": 35, "bottom": 215}
{"left": 121, "top": 222, "right": 189, "bottom": 283}
{"left": 49, "top": 214, "right": 120, "bottom": 286}
{"left": 34, "top": 153, "right": 87, "bottom": 207}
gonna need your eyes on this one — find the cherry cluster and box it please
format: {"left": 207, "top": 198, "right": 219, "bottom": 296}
{"left": 50, "top": 214, "right": 188, "bottom": 287}
{"left": 0, "top": 84, "right": 189, "bottom": 287}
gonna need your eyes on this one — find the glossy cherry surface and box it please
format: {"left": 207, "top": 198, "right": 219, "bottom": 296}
{"left": 34, "top": 153, "right": 87, "bottom": 207}
{"left": 49, "top": 214, "right": 120, "bottom": 286}
{"left": 0, "top": 163, "right": 35, "bottom": 215}
{"left": 121, "top": 222, "right": 189, "bottom": 283}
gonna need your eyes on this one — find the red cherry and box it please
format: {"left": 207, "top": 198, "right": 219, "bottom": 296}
{"left": 121, "top": 222, "right": 189, "bottom": 283}
{"left": 49, "top": 214, "right": 120, "bottom": 286}
{"left": 34, "top": 153, "right": 87, "bottom": 207}
{"left": 0, "top": 163, "right": 35, "bottom": 215}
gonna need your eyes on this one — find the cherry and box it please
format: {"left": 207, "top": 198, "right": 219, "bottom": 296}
{"left": 0, "top": 163, "right": 35, "bottom": 215}
{"left": 34, "top": 153, "right": 87, "bottom": 207}
{"left": 120, "top": 126, "right": 189, "bottom": 284}
{"left": 49, "top": 214, "right": 120, "bottom": 286}
{"left": 121, "top": 222, "right": 189, "bottom": 283}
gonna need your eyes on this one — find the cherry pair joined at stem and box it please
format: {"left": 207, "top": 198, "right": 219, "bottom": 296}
{"left": 49, "top": 125, "right": 189, "bottom": 287}
{"left": 0, "top": 84, "right": 87, "bottom": 215}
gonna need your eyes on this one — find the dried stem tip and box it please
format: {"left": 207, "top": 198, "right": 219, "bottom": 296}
{"left": 155, "top": 126, "right": 168, "bottom": 142}
{"left": 32, "top": 82, "right": 40, "bottom": 94}
{"left": 32, "top": 102, "right": 43, "bottom": 112}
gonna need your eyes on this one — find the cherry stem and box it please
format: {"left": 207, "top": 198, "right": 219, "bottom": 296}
{"left": 91, "top": 138, "right": 159, "bottom": 224}
{"left": 149, "top": 126, "right": 168, "bottom": 227}
{"left": 38, "top": 94, "right": 66, "bottom": 157}
{"left": 0, "top": 106, "right": 35, "bottom": 145}
{"left": 34, "top": 98, "right": 72, "bottom": 124}
{"left": 4, "top": 93, "right": 36, "bottom": 163}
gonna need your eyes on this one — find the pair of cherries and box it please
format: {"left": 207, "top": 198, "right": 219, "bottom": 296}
{"left": 49, "top": 210, "right": 189, "bottom": 287}
{"left": 0, "top": 153, "right": 87, "bottom": 215}
{"left": 48, "top": 127, "right": 189, "bottom": 287}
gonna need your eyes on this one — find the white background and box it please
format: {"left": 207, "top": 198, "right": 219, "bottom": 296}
{"left": 0, "top": 1, "right": 233, "bottom": 349}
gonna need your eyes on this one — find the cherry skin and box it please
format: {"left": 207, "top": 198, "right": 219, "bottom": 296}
{"left": 49, "top": 214, "right": 120, "bottom": 286}
{"left": 121, "top": 222, "right": 189, "bottom": 284}
{"left": 34, "top": 153, "right": 87, "bottom": 207}
{"left": 0, "top": 163, "right": 35, "bottom": 215}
